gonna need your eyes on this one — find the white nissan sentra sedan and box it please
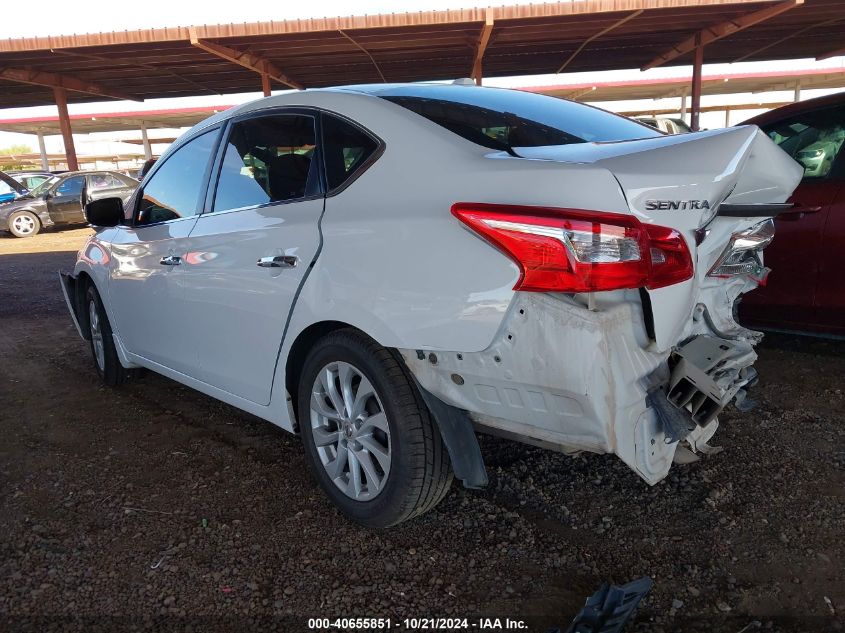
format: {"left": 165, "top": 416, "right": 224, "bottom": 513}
{"left": 60, "top": 83, "right": 802, "bottom": 527}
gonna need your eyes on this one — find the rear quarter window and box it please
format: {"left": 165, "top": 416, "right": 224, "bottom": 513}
{"left": 321, "top": 114, "right": 380, "bottom": 191}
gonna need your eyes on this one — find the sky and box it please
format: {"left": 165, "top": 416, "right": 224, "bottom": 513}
{"left": 2, "top": 0, "right": 843, "bottom": 160}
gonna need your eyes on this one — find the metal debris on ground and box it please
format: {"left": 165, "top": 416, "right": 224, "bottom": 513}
{"left": 548, "top": 576, "right": 653, "bottom": 633}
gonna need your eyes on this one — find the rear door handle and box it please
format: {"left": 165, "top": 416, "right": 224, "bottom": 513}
{"left": 257, "top": 255, "right": 298, "bottom": 268}
{"left": 159, "top": 255, "right": 182, "bottom": 266}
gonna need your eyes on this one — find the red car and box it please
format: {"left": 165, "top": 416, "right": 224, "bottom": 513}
{"left": 739, "top": 92, "right": 845, "bottom": 336}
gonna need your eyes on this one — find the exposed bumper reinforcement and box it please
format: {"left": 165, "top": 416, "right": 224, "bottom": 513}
{"left": 650, "top": 334, "right": 758, "bottom": 443}
{"left": 666, "top": 335, "right": 757, "bottom": 427}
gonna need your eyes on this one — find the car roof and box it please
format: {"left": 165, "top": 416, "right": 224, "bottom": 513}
{"left": 745, "top": 91, "right": 845, "bottom": 127}
{"left": 56, "top": 169, "right": 123, "bottom": 178}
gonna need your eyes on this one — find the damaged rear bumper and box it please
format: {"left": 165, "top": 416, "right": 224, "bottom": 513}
{"left": 400, "top": 291, "right": 760, "bottom": 486}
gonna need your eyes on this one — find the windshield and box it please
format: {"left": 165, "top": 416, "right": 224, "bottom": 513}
{"left": 373, "top": 84, "right": 661, "bottom": 151}
{"left": 28, "top": 175, "right": 60, "bottom": 197}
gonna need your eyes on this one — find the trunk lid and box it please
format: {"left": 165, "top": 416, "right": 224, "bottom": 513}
{"left": 516, "top": 126, "right": 804, "bottom": 350}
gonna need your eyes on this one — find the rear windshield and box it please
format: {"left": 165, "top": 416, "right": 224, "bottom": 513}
{"left": 377, "top": 85, "right": 660, "bottom": 151}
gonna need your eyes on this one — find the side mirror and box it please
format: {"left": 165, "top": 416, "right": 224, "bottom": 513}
{"left": 85, "top": 197, "right": 124, "bottom": 227}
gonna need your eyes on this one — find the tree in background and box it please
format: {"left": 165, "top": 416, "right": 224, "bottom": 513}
{"left": 0, "top": 144, "right": 35, "bottom": 170}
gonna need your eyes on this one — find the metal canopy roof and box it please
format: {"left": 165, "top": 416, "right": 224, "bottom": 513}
{"left": 525, "top": 66, "right": 845, "bottom": 100}
{"left": 2, "top": 65, "right": 842, "bottom": 135}
{"left": 1, "top": 0, "right": 843, "bottom": 108}
{"left": 0, "top": 105, "right": 232, "bottom": 135}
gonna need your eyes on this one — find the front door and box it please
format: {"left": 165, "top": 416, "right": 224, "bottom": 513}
{"left": 47, "top": 175, "right": 86, "bottom": 224}
{"left": 740, "top": 104, "right": 845, "bottom": 332}
{"left": 107, "top": 128, "right": 220, "bottom": 373}
{"left": 180, "top": 112, "right": 324, "bottom": 405}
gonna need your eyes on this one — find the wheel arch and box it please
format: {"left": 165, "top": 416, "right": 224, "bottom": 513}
{"left": 285, "top": 320, "right": 363, "bottom": 428}
{"left": 282, "top": 320, "right": 487, "bottom": 489}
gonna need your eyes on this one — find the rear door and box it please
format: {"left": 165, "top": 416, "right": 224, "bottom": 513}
{"left": 179, "top": 111, "right": 325, "bottom": 405}
{"left": 47, "top": 175, "right": 86, "bottom": 224}
{"left": 740, "top": 105, "right": 845, "bottom": 331}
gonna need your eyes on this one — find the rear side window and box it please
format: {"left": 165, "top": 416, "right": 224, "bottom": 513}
{"left": 322, "top": 114, "right": 379, "bottom": 191}
{"left": 378, "top": 85, "right": 659, "bottom": 151}
{"left": 136, "top": 129, "right": 217, "bottom": 225}
{"left": 213, "top": 114, "right": 317, "bottom": 213}
{"left": 762, "top": 106, "right": 845, "bottom": 179}
{"left": 88, "top": 173, "right": 126, "bottom": 191}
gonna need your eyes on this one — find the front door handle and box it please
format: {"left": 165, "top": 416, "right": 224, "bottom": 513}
{"left": 159, "top": 255, "right": 182, "bottom": 266}
{"left": 257, "top": 255, "right": 298, "bottom": 268}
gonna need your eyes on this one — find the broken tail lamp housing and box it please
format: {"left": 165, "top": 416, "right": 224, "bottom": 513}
{"left": 452, "top": 203, "right": 693, "bottom": 293}
{"left": 707, "top": 218, "right": 774, "bottom": 279}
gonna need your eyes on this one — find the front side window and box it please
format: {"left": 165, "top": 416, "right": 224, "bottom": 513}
{"left": 29, "top": 176, "right": 59, "bottom": 197}
{"left": 213, "top": 115, "right": 317, "bottom": 214}
{"left": 322, "top": 114, "right": 379, "bottom": 191}
{"left": 375, "top": 85, "right": 660, "bottom": 151}
{"left": 762, "top": 106, "right": 845, "bottom": 179}
{"left": 55, "top": 176, "right": 85, "bottom": 197}
{"left": 136, "top": 129, "right": 217, "bottom": 225}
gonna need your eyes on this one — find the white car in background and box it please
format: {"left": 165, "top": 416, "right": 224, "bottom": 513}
{"left": 60, "top": 84, "right": 801, "bottom": 527}
{"left": 635, "top": 116, "right": 692, "bottom": 134}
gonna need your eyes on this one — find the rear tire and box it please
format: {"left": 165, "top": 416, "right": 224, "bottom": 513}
{"left": 298, "top": 329, "right": 452, "bottom": 527}
{"left": 8, "top": 210, "right": 40, "bottom": 238}
{"left": 85, "top": 284, "right": 131, "bottom": 386}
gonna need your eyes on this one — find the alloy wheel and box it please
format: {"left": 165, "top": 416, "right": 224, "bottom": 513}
{"left": 309, "top": 361, "right": 391, "bottom": 501}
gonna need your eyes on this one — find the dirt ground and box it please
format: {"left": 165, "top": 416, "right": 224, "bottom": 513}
{"left": 0, "top": 228, "right": 843, "bottom": 632}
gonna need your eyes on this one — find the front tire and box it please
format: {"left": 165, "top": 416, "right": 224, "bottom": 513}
{"left": 298, "top": 329, "right": 452, "bottom": 528}
{"left": 8, "top": 210, "right": 40, "bottom": 238}
{"left": 85, "top": 284, "right": 130, "bottom": 386}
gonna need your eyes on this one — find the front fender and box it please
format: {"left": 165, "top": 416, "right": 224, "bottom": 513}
{"left": 34, "top": 207, "right": 53, "bottom": 228}
{"left": 70, "top": 233, "right": 120, "bottom": 336}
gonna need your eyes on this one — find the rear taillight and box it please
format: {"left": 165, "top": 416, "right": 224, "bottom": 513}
{"left": 707, "top": 219, "right": 774, "bottom": 278}
{"left": 452, "top": 203, "right": 693, "bottom": 293}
